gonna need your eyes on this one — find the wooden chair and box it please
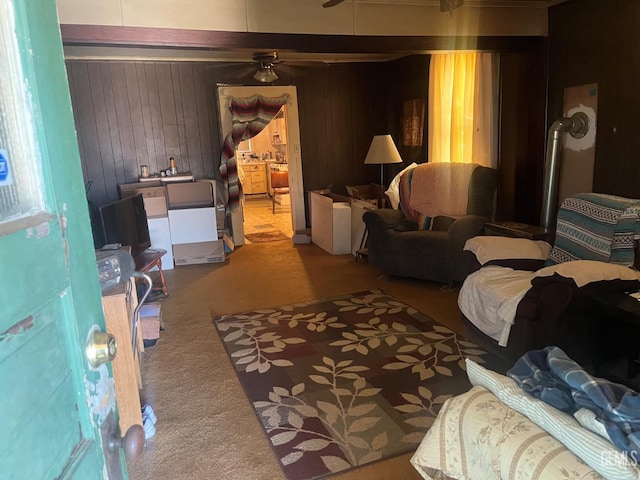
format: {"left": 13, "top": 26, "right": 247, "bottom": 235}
{"left": 270, "top": 170, "right": 290, "bottom": 214}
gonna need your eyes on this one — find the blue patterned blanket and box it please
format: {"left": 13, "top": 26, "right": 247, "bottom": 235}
{"left": 546, "top": 193, "right": 640, "bottom": 267}
{"left": 508, "top": 346, "right": 640, "bottom": 455}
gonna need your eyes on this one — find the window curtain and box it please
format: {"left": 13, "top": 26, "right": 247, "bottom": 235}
{"left": 219, "top": 94, "right": 289, "bottom": 210}
{"left": 428, "top": 53, "right": 498, "bottom": 168}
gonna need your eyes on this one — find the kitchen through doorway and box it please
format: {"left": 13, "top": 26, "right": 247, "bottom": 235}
{"left": 217, "top": 85, "right": 308, "bottom": 247}
{"left": 237, "top": 106, "right": 293, "bottom": 243}
{"left": 242, "top": 194, "right": 293, "bottom": 243}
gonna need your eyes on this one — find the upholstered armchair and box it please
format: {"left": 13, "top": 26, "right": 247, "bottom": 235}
{"left": 362, "top": 162, "right": 497, "bottom": 284}
{"left": 459, "top": 192, "right": 640, "bottom": 363}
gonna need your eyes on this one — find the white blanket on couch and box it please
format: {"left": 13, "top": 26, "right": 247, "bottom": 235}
{"left": 457, "top": 266, "right": 534, "bottom": 346}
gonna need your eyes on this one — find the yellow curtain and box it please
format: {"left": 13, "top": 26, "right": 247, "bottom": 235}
{"left": 428, "top": 52, "right": 497, "bottom": 167}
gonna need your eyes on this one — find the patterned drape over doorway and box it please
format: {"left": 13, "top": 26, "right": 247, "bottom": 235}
{"left": 219, "top": 94, "right": 289, "bottom": 209}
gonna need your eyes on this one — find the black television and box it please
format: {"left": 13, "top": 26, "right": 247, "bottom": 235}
{"left": 99, "top": 193, "right": 151, "bottom": 257}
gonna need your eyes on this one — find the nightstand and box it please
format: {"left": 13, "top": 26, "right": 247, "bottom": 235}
{"left": 485, "top": 221, "right": 552, "bottom": 241}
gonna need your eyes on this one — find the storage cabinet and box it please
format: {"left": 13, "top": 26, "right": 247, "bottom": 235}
{"left": 102, "top": 279, "right": 144, "bottom": 434}
{"left": 118, "top": 182, "right": 167, "bottom": 218}
{"left": 310, "top": 190, "right": 352, "bottom": 255}
{"left": 118, "top": 180, "right": 219, "bottom": 269}
{"left": 168, "top": 207, "right": 218, "bottom": 244}
{"left": 240, "top": 163, "right": 267, "bottom": 194}
{"left": 147, "top": 217, "right": 174, "bottom": 269}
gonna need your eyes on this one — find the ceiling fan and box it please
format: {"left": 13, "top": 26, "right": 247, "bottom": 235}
{"left": 322, "top": 0, "right": 464, "bottom": 12}
{"left": 252, "top": 51, "right": 280, "bottom": 83}
{"left": 208, "top": 51, "right": 324, "bottom": 84}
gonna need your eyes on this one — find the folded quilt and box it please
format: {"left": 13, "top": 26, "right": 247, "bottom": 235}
{"left": 508, "top": 346, "right": 640, "bottom": 455}
{"left": 409, "top": 162, "right": 478, "bottom": 218}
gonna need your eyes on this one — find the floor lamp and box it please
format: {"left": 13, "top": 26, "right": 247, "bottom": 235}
{"left": 357, "top": 135, "right": 402, "bottom": 259}
{"left": 364, "top": 135, "right": 403, "bottom": 206}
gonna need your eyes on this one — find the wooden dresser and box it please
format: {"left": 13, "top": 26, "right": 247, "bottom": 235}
{"left": 102, "top": 279, "right": 144, "bottom": 434}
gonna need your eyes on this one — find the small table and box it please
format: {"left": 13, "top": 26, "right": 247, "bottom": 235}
{"left": 135, "top": 248, "right": 169, "bottom": 297}
{"left": 485, "top": 221, "right": 552, "bottom": 241}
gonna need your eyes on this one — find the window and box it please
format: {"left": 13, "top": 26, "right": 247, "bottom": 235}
{"left": 428, "top": 52, "right": 498, "bottom": 168}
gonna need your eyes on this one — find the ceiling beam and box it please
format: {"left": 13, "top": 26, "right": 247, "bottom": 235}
{"left": 60, "top": 24, "right": 542, "bottom": 55}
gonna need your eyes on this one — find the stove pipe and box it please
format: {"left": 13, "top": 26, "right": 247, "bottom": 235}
{"left": 540, "top": 111, "right": 590, "bottom": 229}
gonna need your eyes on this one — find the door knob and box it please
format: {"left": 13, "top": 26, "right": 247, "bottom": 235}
{"left": 86, "top": 328, "right": 117, "bottom": 368}
{"left": 109, "top": 424, "right": 145, "bottom": 460}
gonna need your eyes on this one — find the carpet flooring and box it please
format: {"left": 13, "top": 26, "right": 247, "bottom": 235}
{"left": 214, "top": 289, "right": 506, "bottom": 480}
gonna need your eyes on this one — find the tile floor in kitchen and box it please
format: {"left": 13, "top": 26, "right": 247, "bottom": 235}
{"left": 242, "top": 194, "right": 293, "bottom": 243}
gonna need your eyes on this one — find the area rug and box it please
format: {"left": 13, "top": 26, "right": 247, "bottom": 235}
{"left": 213, "top": 290, "right": 506, "bottom": 480}
{"left": 245, "top": 230, "right": 290, "bottom": 243}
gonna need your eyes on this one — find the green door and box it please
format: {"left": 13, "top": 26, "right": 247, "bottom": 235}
{"left": 1, "top": 0, "right": 130, "bottom": 478}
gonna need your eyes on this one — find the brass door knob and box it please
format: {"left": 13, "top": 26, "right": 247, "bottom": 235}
{"left": 86, "top": 328, "right": 117, "bottom": 368}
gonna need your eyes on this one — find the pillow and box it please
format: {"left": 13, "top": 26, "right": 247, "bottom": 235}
{"left": 574, "top": 408, "right": 614, "bottom": 443}
{"left": 535, "top": 260, "right": 640, "bottom": 287}
{"left": 385, "top": 162, "right": 417, "bottom": 210}
{"left": 465, "top": 359, "right": 640, "bottom": 480}
{"left": 411, "top": 386, "right": 609, "bottom": 480}
{"left": 464, "top": 236, "right": 552, "bottom": 265}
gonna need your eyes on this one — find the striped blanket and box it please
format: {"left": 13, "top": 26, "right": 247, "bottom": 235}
{"left": 546, "top": 193, "right": 640, "bottom": 267}
{"left": 508, "top": 346, "right": 640, "bottom": 455}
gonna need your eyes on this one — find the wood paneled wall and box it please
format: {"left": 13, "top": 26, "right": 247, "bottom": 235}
{"left": 66, "top": 49, "right": 547, "bottom": 224}
{"left": 498, "top": 44, "right": 547, "bottom": 225}
{"left": 67, "top": 61, "right": 221, "bottom": 206}
{"left": 66, "top": 59, "right": 392, "bottom": 208}
{"left": 548, "top": 0, "right": 640, "bottom": 199}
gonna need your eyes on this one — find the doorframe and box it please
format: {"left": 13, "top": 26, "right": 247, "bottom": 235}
{"left": 216, "top": 85, "right": 310, "bottom": 245}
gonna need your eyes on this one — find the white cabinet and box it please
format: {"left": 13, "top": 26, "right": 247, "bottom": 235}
{"left": 147, "top": 217, "right": 174, "bottom": 270}
{"left": 310, "top": 190, "right": 351, "bottom": 255}
{"left": 168, "top": 207, "right": 218, "bottom": 244}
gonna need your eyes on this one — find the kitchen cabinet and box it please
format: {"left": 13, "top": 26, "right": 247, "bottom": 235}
{"left": 240, "top": 163, "right": 267, "bottom": 194}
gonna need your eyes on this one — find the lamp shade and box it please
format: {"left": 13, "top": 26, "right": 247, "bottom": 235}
{"left": 363, "top": 135, "right": 403, "bottom": 165}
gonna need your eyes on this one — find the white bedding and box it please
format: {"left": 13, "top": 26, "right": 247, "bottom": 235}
{"left": 457, "top": 266, "right": 534, "bottom": 346}
{"left": 411, "top": 386, "right": 609, "bottom": 480}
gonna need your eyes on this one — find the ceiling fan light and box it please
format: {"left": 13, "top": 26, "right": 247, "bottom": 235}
{"left": 253, "top": 67, "right": 278, "bottom": 83}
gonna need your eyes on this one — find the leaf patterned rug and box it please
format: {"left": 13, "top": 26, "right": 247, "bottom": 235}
{"left": 213, "top": 290, "right": 506, "bottom": 480}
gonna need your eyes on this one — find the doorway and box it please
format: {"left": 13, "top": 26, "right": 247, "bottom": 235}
{"left": 216, "top": 85, "right": 309, "bottom": 246}
{"left": 238, "top": 107, "right": 294, "bottom": 243}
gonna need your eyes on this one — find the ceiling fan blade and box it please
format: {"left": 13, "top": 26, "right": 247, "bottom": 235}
{"left": 323, "top": 0, "right": 345, "bottom": 8}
